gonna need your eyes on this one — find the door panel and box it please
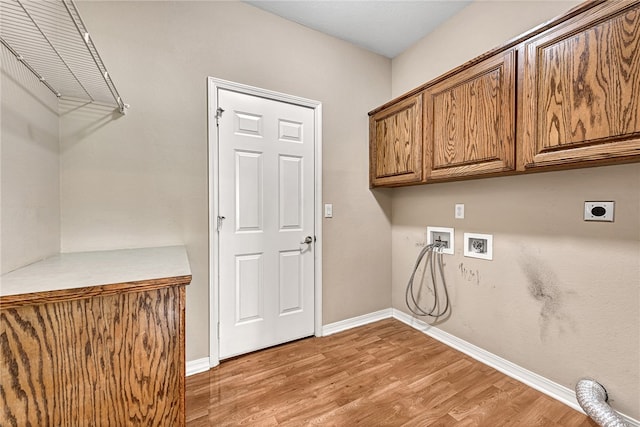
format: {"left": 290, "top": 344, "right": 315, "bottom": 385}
{"left": 279, "top": 250, "right": 303, "bottom": 314}
{"left": 279, "top": 156, "right": 303, "bottom": 230}
{"left": 218, "top": 89, "right": 315, "bottom": 359}
{"left": 236, "top": 253, "right": 263, "bottom": 323}
{"left": 235, "top": 151, "right": 263, "bottom": 232}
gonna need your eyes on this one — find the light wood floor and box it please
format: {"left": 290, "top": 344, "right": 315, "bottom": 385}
{"left": 186, "top": 319, "right": 597, "bottom": 426}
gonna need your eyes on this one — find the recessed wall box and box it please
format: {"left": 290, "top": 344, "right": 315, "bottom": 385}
{"left": 427, "top": 226, "right": 454, "bottom": 255}
{"left": 464, "top": 232, "right": 493, "bottom": 260}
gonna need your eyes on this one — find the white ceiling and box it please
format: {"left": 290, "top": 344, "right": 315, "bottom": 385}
{"left": 244, "top": 0, "right": 472, "bottom": 58}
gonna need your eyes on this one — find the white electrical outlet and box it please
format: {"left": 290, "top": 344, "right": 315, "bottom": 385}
{"left": 426, "top": 226, "right": 454, "bottom": 255}
{"left": 584, "top": 201, "right": 614, "bottom": 222}
{"left": 455, "top": 204, "right": 465, "bottom": 219}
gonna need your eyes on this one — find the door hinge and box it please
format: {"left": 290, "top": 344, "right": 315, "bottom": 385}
{"left": 215, "top": 107, "right": 225, "bottom": 126}
{"left": 217, "top": 215, "right": 226, "bottom": 231}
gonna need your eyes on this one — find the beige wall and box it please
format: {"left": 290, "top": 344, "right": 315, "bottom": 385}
{"left": 390, "top": 1, "right": 639, "bottom": 419}
{"left": 1, "top": 47, "right": 60, "bottom": 274}
{"left": 61, "top": 1, "right": 392, "bottom": 361}
{"left": 392, "top": 0, "right": 582, "bottom": 97}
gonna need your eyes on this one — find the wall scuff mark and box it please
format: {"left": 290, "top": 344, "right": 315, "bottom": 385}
{"left": 458, "top": 262, "right": 481, "bottom": 286}
{"left": 520, "top": 254, "right": 575, "bottom": 340}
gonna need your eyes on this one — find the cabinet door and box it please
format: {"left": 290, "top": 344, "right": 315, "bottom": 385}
{"left": 369, "top": 94, "right": 423, "bottom": 187}
{"left": 423, "top": 50, "right": 516, "bottom": 180}
{"left": 521, "top": 2, "right": 640, "bottom": 169}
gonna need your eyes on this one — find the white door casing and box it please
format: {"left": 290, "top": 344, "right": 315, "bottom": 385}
{"left": 208, "top": 78, "right": 323, "bottom": 364}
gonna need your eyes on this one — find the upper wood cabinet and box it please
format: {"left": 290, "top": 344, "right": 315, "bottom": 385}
{"left": 520, "top": 1, "right": 640, "bottom": 169}
{"left": 368, "top": 1, "right": 640, "bottom": 187}
{"left": 423, "top": 49, "right": 516, "bottom": 180}
{"left": 369, "top": 94, "right": 423, "bottom": 187}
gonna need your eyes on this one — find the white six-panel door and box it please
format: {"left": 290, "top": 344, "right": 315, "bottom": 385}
{"left": 217, "top": 88, "right": 315, "bottom": 359}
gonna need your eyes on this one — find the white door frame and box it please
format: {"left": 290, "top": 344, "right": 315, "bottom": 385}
{"left": 207, "top": 77, "right": 323, "bottom": 367}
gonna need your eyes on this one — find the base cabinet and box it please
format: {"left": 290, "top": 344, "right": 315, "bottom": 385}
{"left": 1, "top": 279, "right": 188, "bottom": 426}
{"left": 520, "top": 1, "right": 640, "bottom": 169}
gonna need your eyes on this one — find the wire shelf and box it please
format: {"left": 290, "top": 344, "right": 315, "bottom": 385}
{"left": 0, "top": 0, "right": 127, "bottom": 113}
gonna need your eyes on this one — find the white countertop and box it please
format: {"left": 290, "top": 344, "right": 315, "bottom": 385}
{"left": 0, "top": 246, "right": 191, "bottom": 298}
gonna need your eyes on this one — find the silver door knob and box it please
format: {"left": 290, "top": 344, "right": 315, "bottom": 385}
{"left": 301, "top": 236, "right": 313, "bottom": 244}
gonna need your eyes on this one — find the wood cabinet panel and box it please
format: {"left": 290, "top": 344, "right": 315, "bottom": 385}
{"left": 521, "top": 1, "right": 640, "bottom": 168}
{"left": 424, "top": 50, "right": 516, "bottom": 180}
{"left": 369, "top": 94, "right": 423, "bottom": 187}
{"left": 1, "top": 284, "right": 187, "bottom": 426}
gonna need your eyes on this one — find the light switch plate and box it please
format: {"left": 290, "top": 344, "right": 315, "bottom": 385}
{"left": 584, "top": 201, "right": 614, "bottom": 222}
{"left": 455, "top": 204, "right": 465, "bottom": 219}
{"left": 324, "top": 203, "right": 333, "bottom": 218}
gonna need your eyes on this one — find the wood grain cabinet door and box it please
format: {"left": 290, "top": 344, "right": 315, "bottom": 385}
{"left": 521, "top": 1, "right": 640, "bottom": 169}
{"left": 423, "top": 50, "right": 516, "bottom": 180}
{"left": 369, "top": 94, "right": 423, "bottom": 187}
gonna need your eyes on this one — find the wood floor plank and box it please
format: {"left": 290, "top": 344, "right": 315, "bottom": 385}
{"left": 186, "top": 319, "right": 598, "bottom": 426}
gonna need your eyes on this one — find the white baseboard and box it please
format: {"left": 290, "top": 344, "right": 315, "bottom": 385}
{"left": 392, "top": 309, "right": 640, "bottom": 427}
{"left": 186, "top": 357, "right": 211, "bottom": 377}
{"left": 322, "top": 308, "right": 392, "bottom": 336}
